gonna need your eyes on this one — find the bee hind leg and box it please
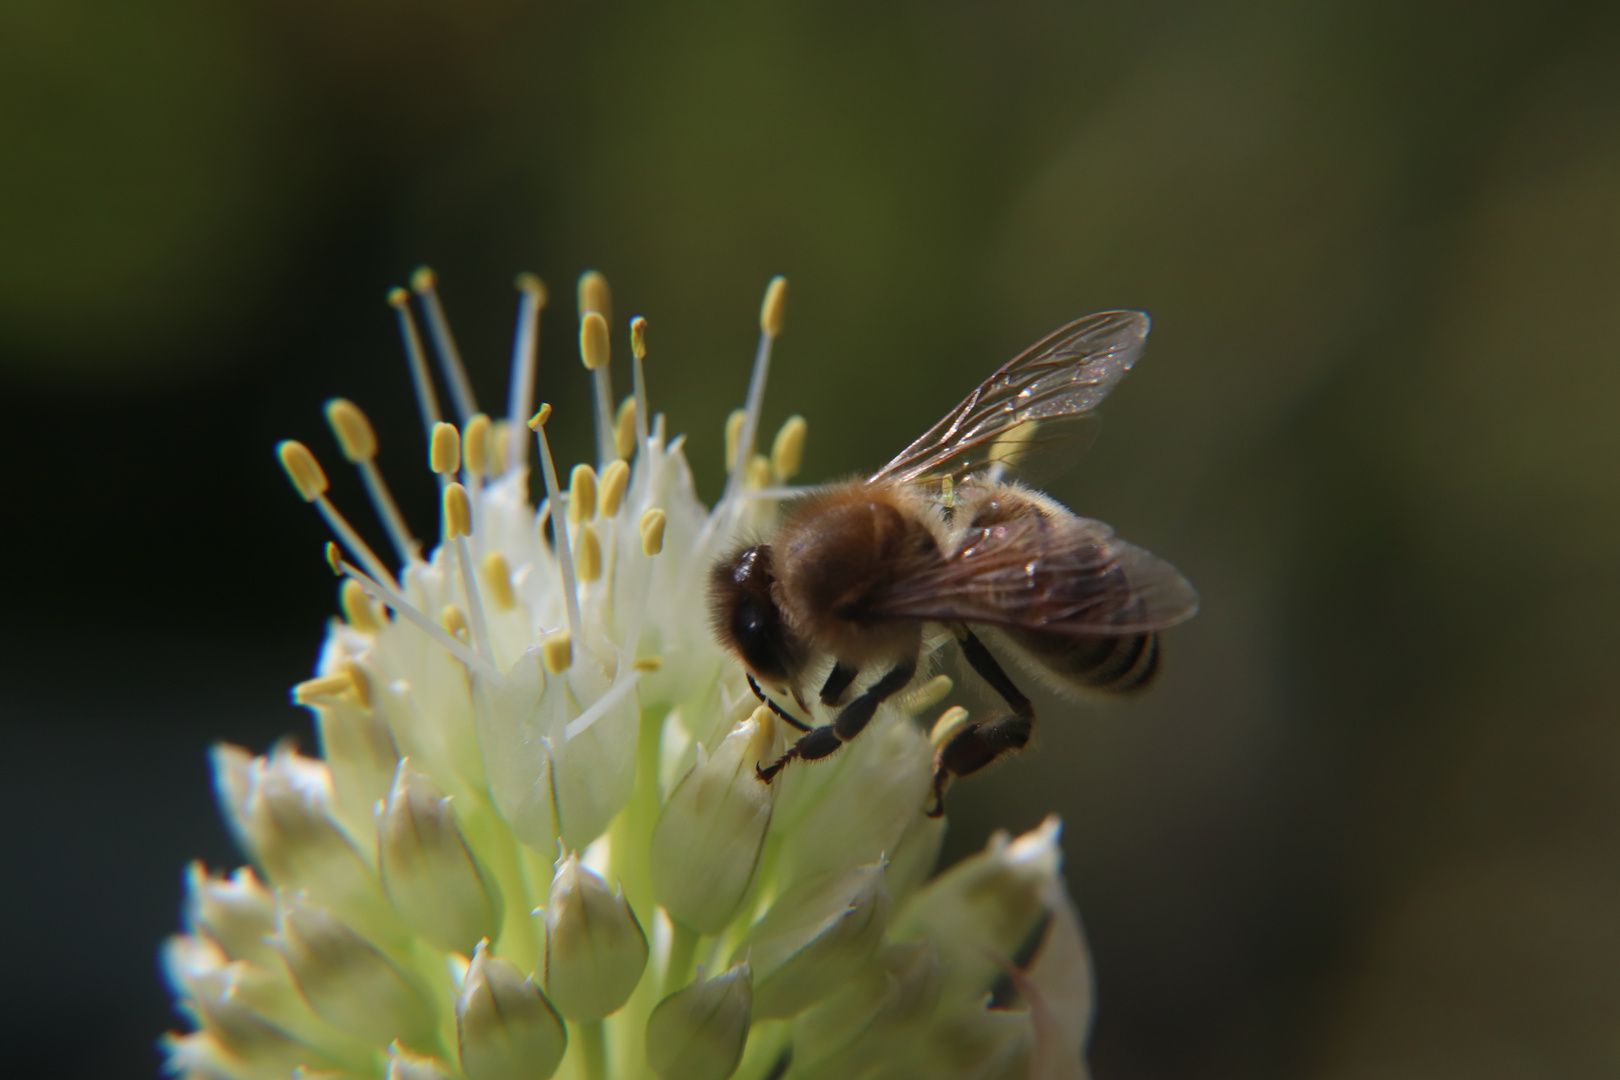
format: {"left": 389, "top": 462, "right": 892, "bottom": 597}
{"left": 955, "top": 627, "right": 1034, "bottom": 719}
{"left": 927, "top": 712, "right": 1034, "bottom": 817}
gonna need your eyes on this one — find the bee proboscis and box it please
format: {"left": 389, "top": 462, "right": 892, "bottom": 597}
{"left": 709, "top": 310, "right": 1198, "bottom": 814}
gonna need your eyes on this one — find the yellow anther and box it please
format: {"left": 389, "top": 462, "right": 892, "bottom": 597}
{"left": 632, "top": 656, "right": 663, "bottom": 673}
{"left": 463, "top": 413, "right": 492, "bottom": 477}
{"left": 724, "top": 409, "right": 746, "bottom": 470}
{"left": 639, "top": 509, "right": 666, "bottom": 556}
{"left": 293, "top": 673, "right": 353, "bottom": 705}
{"left": 430, "top": 422, "right": 461, "bottom": 475}
{"left": 542, "top": 630, "right": 573, "bottom": 673}
{"left": 481, "top": 551, "right": 516, "bottom": 611}
{"left": 630, "top": 316, "right": 647, "bottom": 360}
{"left": 528, "top": 403, "right": 553, "bottom": 430}
{"left": 760, "top": 275, "right": 788, "bottom": 337}
{"left": 277, "top": 441, "right": 329, "bottom": 502}
{"left": 614, "top": 397, "right": 637, "bottom": 460}
{"left": 901, "top": 674, "right": 953, "bottom": 716}
{"left": 746, "top": 453, "right": 772, "bottom": 490}
{"left": 988, "top": 419, "right": 1039, "bottom": 469}
{"left": 929, "top": 706, "right": 972, "bottom": 751}
{"left": 598, "top": 459, "right": 630, "bottom": 517}
{"left": 325, "top": 399, "right": 378, "bottom": 463}
{"left": 344, "top": 661, "right": 374, "bottom": 709}
{"left": 515, "top": 272, "right": 548, "bottom": 307}
{"left": 748, "top": 703, "right": 778, "bottom": 742}
{"left": 575, "top": 524, "right": 603, "bottom": 582}
{"left": 578, "top": 270, "right": 611, "bottom": 322}
{"left": 386, "top": 286, "right": 410, "bottom": 308}
{"left": 325, "top": 542, "right": 344, "bottom": 576}
{"left": 411, "top": 266, "right": 437, "bottom": 292}
{"left": 941, "top": 475, "right": 955, "bottom": 510}
{"left": 770, "top": 415, "right": 807, "bottom": 480}
{"left": 340, "top": 579, "right": 382, "bottom": 633}
{"left": 441, "top": 605, "right": 469, "bottom": 642}
{"left": 568, "top": 464, "right": 598, "bottom": 525}
{"left": 580, "top": 311, "right": 610, "bottom": 371}
{"left": 442, "top": 483, "right": 473, "bottom": 539}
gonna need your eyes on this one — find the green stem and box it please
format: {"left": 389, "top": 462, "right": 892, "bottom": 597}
{"left": 576, "top": 1019, "right": 609, "bottom": 1080}
{"left": 663, "top": 921, "right": 701, "bottom": 996}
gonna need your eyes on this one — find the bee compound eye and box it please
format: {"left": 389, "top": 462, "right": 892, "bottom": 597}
{"left": 730, "top": 596, "right": 791, "bottom": 683}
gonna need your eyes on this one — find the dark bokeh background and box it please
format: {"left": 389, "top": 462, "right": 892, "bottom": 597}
{"left": 5, "top": 0, "right": 1620, "bottom": 1076}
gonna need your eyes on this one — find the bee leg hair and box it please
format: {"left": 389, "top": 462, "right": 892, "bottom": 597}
{"left": 748, "top": 672, "right": 812, "bottom": 732}
{"left": 819, "top": 662, "right": 859, "bottom": 707}
{"left": 757, "top": 660, "right": 917, "bottom": 784}
{"left": 955, "top": 627, "right": 1035, "bottom": 719}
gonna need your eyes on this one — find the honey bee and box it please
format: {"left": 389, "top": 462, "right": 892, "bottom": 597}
{"left": 709, "top": 310, "right": 1198, "bottom": 814}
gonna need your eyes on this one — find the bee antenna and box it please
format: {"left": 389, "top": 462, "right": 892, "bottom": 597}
{"left": 747, "top": 672, "right": 811, "bottom": 733}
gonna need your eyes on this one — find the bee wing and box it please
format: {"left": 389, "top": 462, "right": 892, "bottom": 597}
{"left": 867, "top": 514, "right": 1198, "bottom": 635}
{"left": 868, "top": 310, "right": 1151, "bottom": 488}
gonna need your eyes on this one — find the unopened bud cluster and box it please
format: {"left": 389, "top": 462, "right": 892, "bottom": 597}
{"left": 165, "top": 270, "right": 1094, "bottom": 1080}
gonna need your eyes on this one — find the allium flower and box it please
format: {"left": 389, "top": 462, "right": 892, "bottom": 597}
{"left": 164, "top": 269, "right": 1096, "bottom": 1080}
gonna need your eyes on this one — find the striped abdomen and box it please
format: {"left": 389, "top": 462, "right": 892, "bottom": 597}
{"left": 1004, "top": 627, "right": 1160, "bottom": 693}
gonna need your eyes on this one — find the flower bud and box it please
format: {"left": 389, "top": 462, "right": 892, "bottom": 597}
{"left": 184, "top": 862, "right": 278, "bottom": 967}
{"left": 541, "top": 854, "right": 648, "bottom": 1019}
{"left": 311, "top": 693, "right": 400, "bottom": 842}
{"left": 388, "top": 1041, "right": 456, "bottom": 1080}
{"left": 738, "top": 862, "right": 890, "bottom": 1019}
{"left": 775, "top": 714, "right": 933, "bottom": 885}
{"left": 650, "top": 709, "right": 779, "bottom": 934}
{"left": 1017, "top": 879, "right": 1093, "bottom": 1079}
{"left": 645, "top": 963, "right": 752, "bottom": 1080}
{"left": 457, "top": 942, "right": 567, "bottom": 1080}
{"left": 378, "top": 763, "right": 504, "bottom": 954}
{"left": 274, "top": 894, "right": 438, "bottom": 1047}
{"left": 163, "top": 935, "right": 329, "bottom": 1077}
{"left": 791, "top": 941, "right": 943, "bottom": 1080}
{"left": 891, "top": 815, "right": 1065, "bottom": 1007}
{"left": 215, "top": 742, "right": 399, "bottom": 937}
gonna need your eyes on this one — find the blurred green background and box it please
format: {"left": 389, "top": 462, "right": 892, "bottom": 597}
{"left": 4, "top": 0, "right": 1620, "bottom": 1076}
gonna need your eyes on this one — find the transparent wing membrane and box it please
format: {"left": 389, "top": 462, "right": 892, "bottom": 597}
{"left": 869, "top": 310, "right": 1150, "bottom": 488}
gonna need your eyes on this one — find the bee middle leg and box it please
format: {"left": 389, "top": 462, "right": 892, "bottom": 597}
{"left": 757, "top": 659, "right": 917, "bottom": 783}
{"left": 819, "top": 662, "right": 859, "bottom": 706}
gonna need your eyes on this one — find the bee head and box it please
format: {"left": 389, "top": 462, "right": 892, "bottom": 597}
{"left": 709, "top": 544, "right": 803, "bottom": 685}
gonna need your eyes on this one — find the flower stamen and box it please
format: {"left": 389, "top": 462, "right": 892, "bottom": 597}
{"left": 326, "top": 545, "right": 497, "bottom": 680}
{"left": 411, "top": 266, "right": 479, "bottom": 424}
{"left": 506, "top": 273, "right": 546, "bottom": 475}
{"left": 324, "top": 398, "right": 420, "bottom": 565}
{"left": 277, "top": 440, "right": 401, "bottom": 593}
{"left": 723, "top": 275, "right": 787, "bottom": 505}
{"left": 387, "top": 287, "right": 444, "bottom": 438}
{"left": 580, "top": 308, "right": 616, "bottom": 468}
{"left": 529, "top": 405, "right": 582, "bottom": 641}
{"left": 630, "top": 315, "right": 651, "bottom": 454}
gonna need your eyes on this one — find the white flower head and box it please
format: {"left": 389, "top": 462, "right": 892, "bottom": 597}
{"left": 164, "top": 268, "right": 1094, "bottom": 1080}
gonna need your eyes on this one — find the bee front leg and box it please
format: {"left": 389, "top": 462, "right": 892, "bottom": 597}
{"left": 757, "top": 660, "right": 917, "bottom": 784}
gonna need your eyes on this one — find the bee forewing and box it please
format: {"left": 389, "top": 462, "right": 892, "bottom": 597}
{"left": 867, "top": 513, "right": 1198, "bottom": 635}
{"left": 869, "top": 310, "right": 1150, "bottom": 488}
